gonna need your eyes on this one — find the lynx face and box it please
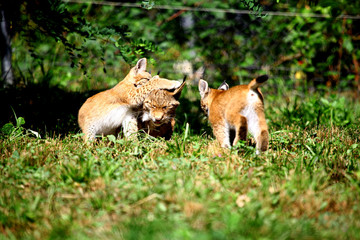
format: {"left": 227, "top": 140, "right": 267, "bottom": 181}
{"left": 133, "top": 72, "right": 151, "bottom": 88}
{"left": 200, "top": 81, "right": 229, "bottom": 116}
{"left": 139, "top": 78, "right": 186, "bottom": 139}
{"left": 142, "top": 90, "right": 180, "bottom": 126}
{"left": 200, "top": 98, "right": 209, "bottom": 115}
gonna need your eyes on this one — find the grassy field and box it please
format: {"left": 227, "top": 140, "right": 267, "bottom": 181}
{"left": 1, "top": 89, "right": 360, "bottom": 239}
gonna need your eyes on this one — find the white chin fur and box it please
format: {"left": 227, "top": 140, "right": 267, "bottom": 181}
{"left": 142, "top": 112, "right": 151, "bottom": 122}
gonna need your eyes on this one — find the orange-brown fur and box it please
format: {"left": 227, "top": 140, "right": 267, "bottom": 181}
{"left": 138, "top": 79, "right": 186, "bottom": 140}
{"left": 78, "top": 58, "right": 181, "bottom": 140}
{"left": 198, "top": 75, "right": 269, "bottom": 153}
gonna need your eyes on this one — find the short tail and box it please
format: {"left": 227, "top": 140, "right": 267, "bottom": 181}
{"left": 248, "top": 75, "right": 269, "bottom": 90}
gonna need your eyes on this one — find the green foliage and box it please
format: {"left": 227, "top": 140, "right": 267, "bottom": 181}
{"left": 0, "top": 110, "right": 40, "bottom": 140}
{"left": 60, "top": 151, "right": 95, "bottom": 184}
{"left": 5, "top": 0, "right": 359, "bottom": 91}
{"left": 166, "top": 123, "right": 190, "bottom": 158}
{"left": 117, "top": 38, "right": 163, "bottom": 65}
{"left": 141, "top": 0, "right": 156, "bottom": 10}
{"left": 1, "top": 117, "right": 24, "bottom": 138}
{"left": 242, "top": 0, "right": 264, "bottom": 15}
{"left": 3, "top": 0, "right": 162, "bottom": 89}
{"left": 280, "top": 95, "right": 354, "bottom": 128}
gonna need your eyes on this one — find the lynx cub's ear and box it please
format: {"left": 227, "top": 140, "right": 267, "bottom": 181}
{"left": 218, "top": 81, "right": 229, "bottom": 91}
{"left": 134, "top": 58, "right": 147, "bottom": 75}
{"left": 198, "top": 79, "right": 209, "bottom": 98}
{"left": 170, "top": 75, "right": 187, "bottom": 100}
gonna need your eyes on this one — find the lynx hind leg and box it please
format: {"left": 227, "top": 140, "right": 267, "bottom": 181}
{"left": 256, "top": 130, "right": 269, "bottom": 153}
{"left": 231, "top": 114, "right": 247, "bottom": 146}
{"left": 212, "top": 122, "right": 231, "bottom": 148}
{"left": 225, "top": 112, "right": 248, "bottom": 147}
{"left": 254, "top": 117, "right": 269, "bottom": 154}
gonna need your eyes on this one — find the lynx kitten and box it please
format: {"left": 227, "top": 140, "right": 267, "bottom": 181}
{"left": 78, "top": 58, "right": 182, "bottom": 140}
{"left": 138, "top": 78, "right": 186, "bottom": 140}
{"left": 198, "top": 75, "right": 269, "bottom": 153}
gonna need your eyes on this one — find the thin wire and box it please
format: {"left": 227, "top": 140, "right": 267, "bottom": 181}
{"left": 62, "top": 0, "right": 360, "bottom": 19}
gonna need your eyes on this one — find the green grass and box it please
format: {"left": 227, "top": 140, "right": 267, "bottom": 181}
{"left": 1, "top": 92, "right": 360, "bottom": 239}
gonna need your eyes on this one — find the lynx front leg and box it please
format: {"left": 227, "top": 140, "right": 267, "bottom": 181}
{"left": 122, "top": 114, "right": 139, "bottom": 139}
{"left": 163, "top": 119, "right": 176, "bottom": 140}
{"left": 82, "top": 126, "right": 96, "bottom": 141}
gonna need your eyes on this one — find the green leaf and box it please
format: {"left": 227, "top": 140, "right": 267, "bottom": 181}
{"left": 107, "top": 135, "right": 116, "bottom": 143}
{"left": 1, "top": 123, "right": 14, "bottom": 135}
{"left": 320, "top": 98, "right": 330, "bottom": 106}
{"left": 343, "top": 36, "right": 353, "bottom": 53}
{"left": 11, "top": 150, "right": 20, "bottom": 160}
{"left": 16, "top": 117, "right": 25, "bottom": 128}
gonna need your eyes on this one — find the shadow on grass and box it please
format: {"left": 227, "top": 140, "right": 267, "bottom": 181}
{"left": 0, "top": 84, "right": 210, "bottom": 137}
{"left": 0, "top": 84, "right": 100, "bottom": 137}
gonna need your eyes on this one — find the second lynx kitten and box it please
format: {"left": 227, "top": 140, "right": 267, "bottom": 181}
{"left": 198, "top": 75, "right": 269, "bottom": 153}
{"left": 78, "top": 58, "right": 182, "bottom": 140}
{"left": 138, "top": 79, "right": 186, "bottom": 140}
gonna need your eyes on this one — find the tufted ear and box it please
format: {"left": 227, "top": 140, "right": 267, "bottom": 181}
{"left": 170, "top": 76, "right": 187, "bottom": 100}
{"left": 198, "top": 79, "right": 209, "bottom": 99}
{"left": 171, "top": 100, "right": 180, "bottom": 107}
{"left": 218, "top": 81, "right": 229, "bottom": 91}
{"left": 134, "top": 58, "right": 147, "bottom": 75}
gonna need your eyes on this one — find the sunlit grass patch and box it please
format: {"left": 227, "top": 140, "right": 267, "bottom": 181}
{"left": 1, "top": 93, "right": 360, "bottom": 239}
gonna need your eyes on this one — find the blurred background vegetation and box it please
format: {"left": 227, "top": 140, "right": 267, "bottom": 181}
{"left": 0, "top": 0, "right": 359, "bottom": 136}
